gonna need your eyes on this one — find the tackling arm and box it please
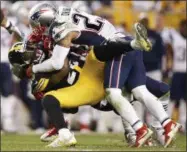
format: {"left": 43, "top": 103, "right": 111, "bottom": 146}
{"left": 30, "top": 31, "right": 79, "bottom": 74}
{"left": 32, "top": 58, "right": 70, "bottom": 94}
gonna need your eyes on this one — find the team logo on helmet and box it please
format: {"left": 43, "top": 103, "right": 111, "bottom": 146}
{"left": 31, "top": 9, "right": 49, "bottom": 21}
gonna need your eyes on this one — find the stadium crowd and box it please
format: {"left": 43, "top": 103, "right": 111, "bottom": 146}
{"left": 1, "top": 0, "right": 186, "bottom": 135}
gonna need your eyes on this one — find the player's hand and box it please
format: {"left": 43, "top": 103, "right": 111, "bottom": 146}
{"left": 11, "top": 63, "right": 30, "bottom": 79}
{"left": 26, "top": 65, "right": 33, "bottom": 78}
{"left": 31, "top": 79, "right": 45, "bottom": 100}
{"left": 33, "top": 91, "right": 44, "bottom": 100}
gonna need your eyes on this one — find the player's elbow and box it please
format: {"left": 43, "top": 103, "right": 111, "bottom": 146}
{"left": 51, "top": 59, "right": 64, "bottom": 70}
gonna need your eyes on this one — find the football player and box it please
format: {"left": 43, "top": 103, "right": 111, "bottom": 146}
{"left": 162, "top": 19, "right": 186, "bottom": 133}
{"left": 9, "top": 27, "right": 167, "bottom": 147}
{"left": 10, "top": 24, "right": 153, "bottom": 147}
{"left": 24, "top": 2, "right": 181, "bottom": 148}
{"left": 25, "top": 3, "right": 154, "bottom": 148}
{"left": 8, "top": 39, "right": 170, "bottom": 147}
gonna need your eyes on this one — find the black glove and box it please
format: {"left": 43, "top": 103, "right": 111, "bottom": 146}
{"left": 11, "top": 63, "right": 29, "bottom": 79}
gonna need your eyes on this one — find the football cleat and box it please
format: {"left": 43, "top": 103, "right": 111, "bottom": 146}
{"left": 40, "top": 127, "right": 58, "bottom": 142}
{"left": 144, "top": 137, "right": 154, "bottom": 147}
{"left": 163, "top": 121, "right": 182, "bottom": 148}
{"left": 135, "top": 125, "right": 153, "bottom": 147}
{"left": 124, "top": 132, "right": 136, "bottom": 147}
{"left": 125, "top": 131, "right": 154, "bottom": 147}
{"left": 46, "top": 128, "right": 77, "bottom": 148}
{"left": 131, "top": 22, "right": 152, "bottom": 52}
{"left": 152, "top": 127, "right": 165, "bottom": 146}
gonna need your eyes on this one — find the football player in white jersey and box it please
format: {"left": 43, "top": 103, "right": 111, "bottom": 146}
{"left": 162, "top": 19, "right": 186, "bottom": 133}
{"left": 24, "top": 2, "right": 181, "bottom": 148}
{"left": 25, "top": 2, "right": 154, "bottom": 147}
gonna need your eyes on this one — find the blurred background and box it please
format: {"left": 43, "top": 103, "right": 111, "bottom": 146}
{"left": 1, "top": 0, "right": 186, "bottom": 135}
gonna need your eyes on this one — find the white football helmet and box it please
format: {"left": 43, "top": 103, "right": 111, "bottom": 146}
{"left": 28, "top": 2, "right": 57, "bottom": 28}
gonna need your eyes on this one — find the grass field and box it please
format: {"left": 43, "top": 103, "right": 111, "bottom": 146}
{"left": 1, "top": 133, "right": 186, "bottom": 151}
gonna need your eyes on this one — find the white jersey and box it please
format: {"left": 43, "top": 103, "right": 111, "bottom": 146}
{"left": 1, "top": 16, "right": 18, "bottom": 63}
{"left": 51, "top": 7, "right": 123, "bottom": 44}
{"left": 1, "top": 28, "right": 12, "bottom": 63}
{"left": 162, "top": 28, "right": 186, "bottom": 73}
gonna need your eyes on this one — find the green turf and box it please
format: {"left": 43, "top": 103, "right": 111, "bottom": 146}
{"left": 1, "top": 133, "right": 186, "bottom": 151}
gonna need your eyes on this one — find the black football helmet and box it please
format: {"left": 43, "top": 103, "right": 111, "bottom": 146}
{"left": 8, "top": 42, "right": 35, "bottom": 65}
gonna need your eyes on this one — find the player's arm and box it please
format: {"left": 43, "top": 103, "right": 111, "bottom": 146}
{"left": 28, "top": 31, "right": 79, "bottom": 77}
{"left": 161, "top": 29, "right": 174, "bottom": 82}
{"left": 163, "top": 42, "right": 173, "bottom": 83}
{"left": 165, "top": 43, "right": 173, "bottom": 71}
{"left": 32, "top": 58, "right": 70, "bottom": 94}
{"left": 1, "top": 9, "right": 23, "bottom": 41}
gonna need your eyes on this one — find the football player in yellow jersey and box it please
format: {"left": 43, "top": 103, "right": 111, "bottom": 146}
{"left": 9, "top": 41, "right": 175, "bottom": 147}
{"left": 10, "top": 35, "right": 180, "bottom": 148}
{"left": 9, "top": 33, "right": 154, "bottom": 148}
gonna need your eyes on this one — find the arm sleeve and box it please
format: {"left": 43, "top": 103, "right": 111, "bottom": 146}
{"left": 32, "top": 45, "right": 70, "bottom": 73}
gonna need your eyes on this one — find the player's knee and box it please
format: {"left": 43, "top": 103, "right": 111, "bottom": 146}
{"left": 42, "top": 95, "right": 60, "bottom": 109}
{"left": 105, "top": 88, "right": 122, "bottom": 104}
{"left": 132, "top": 85, "right": 149, "bottom": 102}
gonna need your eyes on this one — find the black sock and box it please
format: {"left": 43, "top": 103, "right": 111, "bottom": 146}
{"left": 42, "top": 95, "right": 67, "bottom": 131}
{"left": 94, "top": 39, "right": 133, "bottom": 62}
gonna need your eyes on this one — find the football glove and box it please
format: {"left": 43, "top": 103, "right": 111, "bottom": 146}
{"left": 33, "top": 91, "right": 45, "bottom": 100}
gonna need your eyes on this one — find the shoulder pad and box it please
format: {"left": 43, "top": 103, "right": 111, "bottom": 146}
{"left": 55, "top": 7, "right": 71, "bottom": 23}
{"left": 50, "top": 21, "right": 80, "bottom": 43}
